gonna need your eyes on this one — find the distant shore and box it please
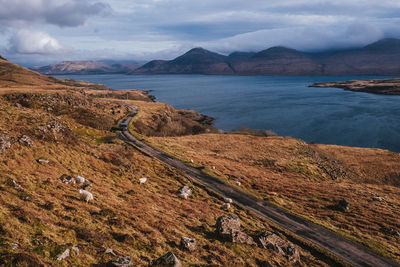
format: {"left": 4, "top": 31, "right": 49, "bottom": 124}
{"left": 309, "top": 78, "right": 400, "bottom": 95}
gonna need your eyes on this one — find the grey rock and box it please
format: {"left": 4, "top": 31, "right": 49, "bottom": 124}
{"left": 258, "top": 232, "right": 300, "bottom": 263}
{"left": 215, "top": 215, "right": 255, "bottom": 245}
{"left": 56, "top": 248, "right": 70, "bottom": 261}
{"left": 180, "top": 237, "right": 197, "bottom": 252}
{"left": 372, "top": 196, "right": 384, "bottom": 202}
{"left": 108, "top": 256, "right": 132, "bottom": 267}
{"left": 151, "top": 252, "right": 181, "bottom": 267}
{"left": 19, "top": 135, "right": 33, "bottom": 147}
{"left": 0, "top": 132, "right": 12, "bottom": 154}
{"left": 179, "top": 185, "right": 192, "bottom": 199}
{"left": 104, "top": 248, "right": 117, "bottom": 256}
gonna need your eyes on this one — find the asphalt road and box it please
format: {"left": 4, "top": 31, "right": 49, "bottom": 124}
{"left": 118, "top": 104, "right": 398, "bottom": 267}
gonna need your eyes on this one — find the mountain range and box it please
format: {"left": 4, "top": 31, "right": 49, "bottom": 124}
{"left": 131, "top": 38, "right": 400, "bottom": 75}
{"left": 32, "top": 60, "right": 141, "bottom": 75}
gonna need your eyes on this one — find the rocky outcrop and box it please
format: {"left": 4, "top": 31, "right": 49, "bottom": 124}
{"left": 215, "top": 215, "right": 255, "bottom": 245}
{"left": 180, "top": 237, "right": 197, "bottom": 251}
{"left": 151, "top": 252, "right": 182, "bottom": 267}
{"left": 310, "top": 78, "right": 400, "bottom": 95}
{"left": 107, "top": 256, "right": 132, "bottom": 267}
{"left": 0, "top": 131, "right": 13, "bottom": 153}
{"left": 257, "top": 232, "right": 300, "bottom": 263}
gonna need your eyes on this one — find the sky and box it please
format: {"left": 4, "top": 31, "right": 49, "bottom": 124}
{"left": 1, "top": 0, "right": 400, "bottom": 66}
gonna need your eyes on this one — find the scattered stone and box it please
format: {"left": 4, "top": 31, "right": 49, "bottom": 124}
{"left": 76, "top": 175, "right": 86, "bottom": 185}
{"left": 12, "top": 180, "right": 23, "bottom": 190}
{"left": 151, "top": 252, "right": 182, "bottom": 267}
{"left": 108, "top": 256, "right": 132, "bottom": 267}
{"left": 56, "top": 248, "right": 70, "bottom": 261}
{"left": 222, "top": 203, "right": 231, "bottom": 210}
{"left": 224, "top": 197, "right": 233, "bottom": 204}
{"left": 11, "top": 243, "right": 19, "bottom": 250}
{"left": 234, "top": 181, "right": 241, "bottom": 186}
{"left": 37, "top": 159, "right": 49, "bottom": 164}
{"left": 258, "top": 231, "right": 300, "bottom": 263}
{"left": 14, "top": 103, "right": 22, "bottom": 108}
{"left": 19, "top": 135, "right": 33, "bottom": 147}
{"left": 180, "top": 237, "right": 197, "bottom": 252}
{"left": 337, "top": 199, "right": 350, "bottom": 211}
{"left": 189, "top": 159, "right": 194, "bottom": 163}
{"left": 211, "top": 166, "right": 216, "bottom": 170}
{"left": 0, "top": 132, "right": 13, "bottom": 154}
{"left": 179, "top": 185, "right": 192, "bottom": 199}
{"left": 139, "top": 177, "right": 147, "bottom": 184}
{"left": 215, "top": 215, "right": 255, "bottom": 245}
{"left": 104, "top": 248, "right": 117, "bottom": 256}
{"left": 60, "top": 174, "right": 75, "bottom": 185}
{"left": 372, "top": 196, "right": 384, "bottom": 202}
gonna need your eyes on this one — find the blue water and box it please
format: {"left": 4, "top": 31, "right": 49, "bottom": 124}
{"left": 59, "top": 74, "right": 400, "bottom": 152}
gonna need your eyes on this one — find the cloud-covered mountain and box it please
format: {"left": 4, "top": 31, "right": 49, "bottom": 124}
{"left": 33, "top": 61, "right": 140, "bottom": 75}
{"left": 131, "top": 38, "right": 400, "bottom": 76}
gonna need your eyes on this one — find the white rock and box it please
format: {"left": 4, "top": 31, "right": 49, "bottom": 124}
{"left": 373, "top": 196, "right": 384, "bottom": 202}
{"left": 37, "top": 159, "right": 49, "bottom": 164}
{"left": 224, "top": 197, "right": 233, "bottom": 204}
{"left": 222, "top": 203, "right": 231, "bottom": 210}
{"left": 71, "top": 246, "right": 80, "bottom": 256}
{"left": 104, "top": 248, "right": 117, "bottom": 256}
{"left": 139, "top": 177, "right": 147, "bottom": 184}
{"left": 211, "top": 166, "right": 216, "bottom": 170}
{"left": 234, "top": 181, "right": 241, "bottom": 186}
{"left": 57, "top": 248, "right": 70, "bottom": 261}
{"left": 76, "top": 175, "right": 86, "bottom": 184}
{"left": 11, "top": 243, "right": 19, "bottom": 250}
{"left": 180, "top": 193, "right": 189, "bottom": 199}
{"left": 189, "top": 159, "right": 194, "bottom": 163}
{"left": 12, "top": 180, "right": 23, "bottom": 190}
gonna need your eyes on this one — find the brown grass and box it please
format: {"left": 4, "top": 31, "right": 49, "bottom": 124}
{"left": 148, "top": 133, "right": 400, "bottom": 261}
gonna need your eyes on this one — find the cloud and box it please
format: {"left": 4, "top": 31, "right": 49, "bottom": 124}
{"left": 9, "top": 29, "right": 67, "bottom": 55}
{"left": 0, "top": 0, "right": 110, "bottom": 27}
{"left": 204, "top": 22, "right": 385, "bottom": 53}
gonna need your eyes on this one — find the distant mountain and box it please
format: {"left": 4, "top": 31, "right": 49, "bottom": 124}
{"left": 131, "top": 38, "right": 400, "bottom": 75}
{"left": 33, "top": 60, "right": 141, "bottom": 75}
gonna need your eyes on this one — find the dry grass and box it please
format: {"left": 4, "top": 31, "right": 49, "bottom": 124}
{"left": 148, "top": 134, "right": 400, "bottom": 261}
{"left": 0, "top": 89, "right": 327, "bottom": 266}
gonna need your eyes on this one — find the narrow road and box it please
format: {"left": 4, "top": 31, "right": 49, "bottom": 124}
{"left": 118, "top": 104, "right": 398, "bottom": 267}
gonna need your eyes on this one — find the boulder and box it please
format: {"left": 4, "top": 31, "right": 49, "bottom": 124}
{"left": 372, "top": 196, "right": 384, "bottom": 202}
{"left": 107, "top": 256, "right": 132, "bottom": 267}
{"left": 179, "top": 185, "right": 192, "bottom": 199}
{"left": 216, "top": 215, "right": 241, "bottom": 237}
{"left": 222, "top": 203, "right": 231, "bottom": 210}
{"left": 337, "top": 199, "right": 350, "bottom": 211}
{"left": 215, "top": 215, "right": 255, "bottom": 245}
{"left": 19, "top": 135, "right": 33, "bottom": 147}
{"left": 224, "top": 197, "right": 233, "bottom": 204}
{"left": 180, "top": 237, "right": 197, "bottom": 252}
{"left": 151, "top": 252, "right": 182, "bottom": 267}
{"left": 56, "top": 248, "right": 70, "bottom": 261}
{"left": 257, "top": 232, "right": 300, "bottom": 263}
{"left": 0, "top": 132, "right": 13, "bottom": 154}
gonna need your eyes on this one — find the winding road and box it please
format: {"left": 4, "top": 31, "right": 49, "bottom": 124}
{"left": 118, "top": 104, "right": 398, "bottom": 267}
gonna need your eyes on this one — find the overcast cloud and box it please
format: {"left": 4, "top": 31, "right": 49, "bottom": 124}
{"left": 0, "top": 0, "right": 400, "bottom": 65}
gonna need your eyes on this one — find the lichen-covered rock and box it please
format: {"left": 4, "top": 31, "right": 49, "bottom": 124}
{"left": 180, "top": 237, "right": 197, "bottom": 252}
{"left": 151, "top": 252, "right": 181, "bottom": 267}
{"left": 107, "top": 256, "right": 132, "bottom": 267}
{"left": 19, "top": 135, "right": 33, "bottom": 147}
{"left": 216, "top": 215, "right": 241, "bottom": 237}
{"left": 215, "top": 215, "right": 255, "bottom": 245}
{"left": 0, "top": 131, "right": 13, "bottom": 153}
{"left": 179, "top": 185, "right": 192, "bottom": 199}
{"left": 257, "top": 231, "right": 300, "bottom": 263}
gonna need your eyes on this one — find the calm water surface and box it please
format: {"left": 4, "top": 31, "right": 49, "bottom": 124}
{"left": 59, "top": 74, "right": 400, "bottom": 152}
